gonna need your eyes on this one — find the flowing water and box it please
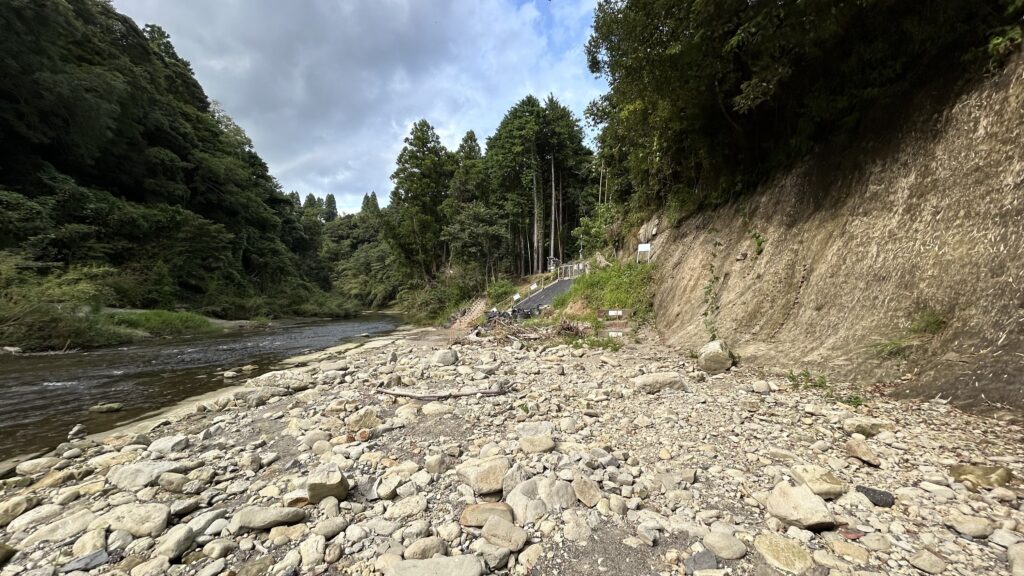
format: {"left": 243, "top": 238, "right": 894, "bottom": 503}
{"left": 0, "top": 314, "right": 400, "bottom": 460}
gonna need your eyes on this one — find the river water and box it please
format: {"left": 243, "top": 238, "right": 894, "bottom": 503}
{"left": 0, "top": 314, "right": 400, "bottom": 460}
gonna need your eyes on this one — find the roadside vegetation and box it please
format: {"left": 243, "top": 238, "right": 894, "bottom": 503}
{"left": 553, "top": 262, "right": 654, "bottom": 322}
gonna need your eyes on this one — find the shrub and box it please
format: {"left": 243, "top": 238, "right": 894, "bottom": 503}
{"left": 553, "top": 262, "right": 653, "bottom": 322}
{"left": 107, "top": 310, "right": 217, "bottom": 336}
{"left": 486, "top": 280, "right": 517, "bottom": 305}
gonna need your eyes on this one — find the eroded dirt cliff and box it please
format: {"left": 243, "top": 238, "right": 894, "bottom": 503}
{"left": 645, "top": 55, "right": 1024, "bottom": 418}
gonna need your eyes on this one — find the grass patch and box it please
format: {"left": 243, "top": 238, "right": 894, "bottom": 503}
{"left": 838, "top": 394, "right": 865, "bottom": 407}
{"left": 566, "top": 335, "right": 623, "bottom": 352}
{"left": 909, "top": 309, "right": 947, "bottom": 335}
{"left": 869, "top": 308, "right": 948, "bottom": 360}
{"left": 787, "top": 367, "right": 869, "bottom": 406}
{"left": 868, "top": 338, "right": 915, "bottom": 359}
{"left": 553, "top": 262, "right": 653, "bottom": 322}
{"left": 750, "top": 230, "right": 766, "bottom": 256}
{"left": 250, "top": 315, "right": 272, "bottom": 327}
{"left": 786, "top": 369, "right": 829, "bottom": 389}
{"left": 107, "top": 310, "right": 218, "bottom": 336}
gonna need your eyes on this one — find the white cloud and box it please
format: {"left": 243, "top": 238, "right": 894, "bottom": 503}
{"left": 112, "top": 0, "right": 606, "bottom": 213}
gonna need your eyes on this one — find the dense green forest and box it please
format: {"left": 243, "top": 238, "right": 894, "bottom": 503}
{"left": 0, "top": 0, "right": 347, "bottom": 323}
{"left": 585, "top": 0, "right": 1024, "bottom": 215}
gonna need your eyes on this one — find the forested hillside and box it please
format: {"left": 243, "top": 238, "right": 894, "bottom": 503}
{"left": 0, "top": 0, "right": 346, "bottom": 327}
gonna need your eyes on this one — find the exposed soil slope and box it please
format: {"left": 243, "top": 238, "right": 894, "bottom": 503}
{"left": 645, "top": 55, "right": 1024, "bottom": 419}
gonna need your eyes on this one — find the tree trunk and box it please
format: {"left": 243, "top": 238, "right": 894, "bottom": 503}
{"left": 532, "top": 170, "right": 541, "bottom": 274}
{"left": 549, "top": 156, "right": 556, "bottom": 265}
{"left": 598, "top": 163, "right": 603, "bottom": 205}
{"left": 558, "top": 172, "right": 564, "bottom": 262}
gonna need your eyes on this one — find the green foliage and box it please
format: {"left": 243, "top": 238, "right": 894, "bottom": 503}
{"left": 567, "top": 335, "right": 623, "bottom": 352}
{"left": 572, "top": 204, "right": 618, "bottom": 257}
{"left": 786, "top": 369, "right": 829, "bottom": 390}
{"left": 868, "top": 308, "right": 948, "bottom": 360}
{"left": 107, "top": 310, "right": 217, "bottom": 336}
{"left": 702, "top": 264, "right": 721, "bottom": 341}
{"left": 0, "top": 0, "right": 346, "bottom": 333}
{"left": 750, "top": 231, "right": 766, "bottom": 257}
{"left": 586, "top": 0, "right": 1024, "bottom": 210}
{"left": 0, "top": 253, "right": 132, "bottom": 350}
{"left": 325, "top": 97, "right": 598, "bottom": 322}
{"left": 839, "top": 394, "right": 866, "bottom": 408}
{"left": 554, "top": 262, "right": 653, "bottom": 322}
{"left": 395, "top": 278, "right": 477, "bottom": 325}
{"left": 869, "top": 338, "right": 915, "bottom": 360}
{"left": 486, "top": 280, "right": 517, "bottom": 305}
{"left": 909, "top": 309, "right": 948, "bottom": 336}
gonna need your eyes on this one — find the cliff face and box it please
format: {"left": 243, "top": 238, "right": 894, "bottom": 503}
{"left": 646, "top": 55, "right": 1024, "bottom": 419}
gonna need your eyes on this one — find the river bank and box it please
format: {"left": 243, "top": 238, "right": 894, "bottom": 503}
{"left": 0, "top": 314, "right": 402, "bottom": 459}
{"left": 1, "top": 324, "right": 1022, "bottom": 575}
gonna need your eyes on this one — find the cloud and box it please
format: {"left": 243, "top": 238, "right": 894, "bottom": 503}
{"left": 112, "top": 0, "right": 606, "bottom": 213}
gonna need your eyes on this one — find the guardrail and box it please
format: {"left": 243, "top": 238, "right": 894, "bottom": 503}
{"left": 556, "top": 261, "right": 589, "bottom": 280}
{"left": 488, "top": 260, "right": 589, "bottom": 315}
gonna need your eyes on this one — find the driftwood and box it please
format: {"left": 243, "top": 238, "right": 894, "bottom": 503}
{"left": 378, "top": 387, "right": 506, "bottom": 401}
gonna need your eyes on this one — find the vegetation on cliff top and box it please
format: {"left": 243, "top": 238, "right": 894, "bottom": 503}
{"left": 586, "top": 0, "right": 1024, "bottom": 216}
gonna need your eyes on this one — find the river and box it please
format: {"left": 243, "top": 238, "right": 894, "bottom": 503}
{"left": 0, "top": 314, "right": 401, "bottom": 460}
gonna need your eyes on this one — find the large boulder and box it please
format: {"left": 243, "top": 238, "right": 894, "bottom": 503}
{"left": 456, "top": 456, "right": 510, "bottom": 496}
{"left": 14, "top": 457, "right": 59, "bottom": 476}
{"left": 386, "top": 555, "right": 484, "bottom": 576}
{"left": 753, "top": 533, "right": 813, "bottom": 574}
{"left": 148, "top": 435, "right": 188, "bottom": 454}
{"left": 459, "top": 503, "right": 513, "bottom": 527}
{"left": 697, "top": 340, "right": 733, "bottom": 374}
{"left": 790, "top": 464, "right": 847, "bottom": 500}
{"left": 431, "top": 349, "right": 459, "bottom": 366}
{"left": 482, "top": 516, "right": 527, "bottom": 551}
{"left": 102, "top": 503, "right": 170, "bottom": 537}
{"left": 346, "top": 406, "right": 382, "bottom": 431}
{"left": 841, "top": 417, "right": 891, "bottom": 438}
{"left": 766, "top": 482, "right": 836, "bottom": 531}
{"left": 107, "top": 461, "right": 185, "bottom": 491}
{"left": 228, "top": 507, "right": 306, "bottom": 532}
{"left": 307, "top": 463, "right": 349, "bottom": 503}
{"left": 0, "top": 495, "right": 37, "bottom": 527}
{"left": 20, "top": 510, "right": 95, "bottom": 547}
{"left": 630, "top": 372, "right": 686, "bottom": 394}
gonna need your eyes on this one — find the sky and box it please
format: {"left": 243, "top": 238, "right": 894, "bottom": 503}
{"left": 112, "top": 0, "right": 607, "bottom": 214}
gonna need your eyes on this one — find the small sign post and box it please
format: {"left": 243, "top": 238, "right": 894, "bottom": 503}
{"left": 637, "top": 243, "right": 652, "bottom": 263}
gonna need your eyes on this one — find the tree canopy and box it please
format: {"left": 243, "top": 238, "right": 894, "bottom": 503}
{"left": 585, "top": 0, "right": 1024, "bottom": 212}
{"left": 0, "top": 0, "right": 345, "bottom": 318}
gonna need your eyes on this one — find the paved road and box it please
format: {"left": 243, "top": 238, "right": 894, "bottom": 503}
{"left": 515, "top": 278, "right": 574, "bottom": 311}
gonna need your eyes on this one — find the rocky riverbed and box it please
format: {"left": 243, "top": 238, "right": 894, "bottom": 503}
{"left": 1, "top": 328, "right": 1022, "bottom": 576}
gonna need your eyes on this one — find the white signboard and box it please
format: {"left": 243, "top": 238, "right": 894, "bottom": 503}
{"left": 608, "top": 331, "right": 623, "bottom": 338}
{"left": 608, "top": 310, "right": 623, "bottom": 317}
{"left": 530, "top": 283, "right": 538, "bottom": 290}
{"left": 512, "top": 293, "right": 521, "bottom": 301}
{"left": 638, "top": 243, "right": 652, "bottom": 252}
